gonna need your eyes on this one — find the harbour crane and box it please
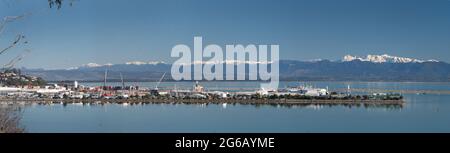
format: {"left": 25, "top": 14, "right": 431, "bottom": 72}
{"left": 149, "top": 72, "right": 166, "bottom": 96}
{"left": 154, "top": 72, "right": 166, "bottom": 90}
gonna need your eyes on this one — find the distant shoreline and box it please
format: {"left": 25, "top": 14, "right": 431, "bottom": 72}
{"left": 0, "top": 98, "right": 405, "bottom": 106}
{"left": 46, "top": 80, "right": 450, "bottom": 84}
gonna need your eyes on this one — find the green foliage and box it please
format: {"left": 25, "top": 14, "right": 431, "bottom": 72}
{"left": 1, "top": 68, "right": 47, "bottom": 86}
{"left": 48, "top": 0, "right": 76, "bottom": 9}
{"left": 48, "top": 0, "right": 63, "bottom": 9}
{"left": 3, "top": 69, "right": 21, "bottom": 74}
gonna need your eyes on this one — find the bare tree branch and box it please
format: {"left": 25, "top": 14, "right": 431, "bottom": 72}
{"left": 0, "top": 0, "right": 77, "bottom": 133}
{"left": 0, "top": 106, "right": 25, "bottom": 133}
{"left": 0, "top": 14, "right": 29, "bottom": 36}
{"left": 2, "top": 49, "right": 31, "bottom": 70}
{"left": 0, "top": 34, "right": 26, "bottom": 55}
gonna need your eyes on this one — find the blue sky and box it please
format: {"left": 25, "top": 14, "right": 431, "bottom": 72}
{"left": 1, "top": 0, "right": 450, "bottom": 69}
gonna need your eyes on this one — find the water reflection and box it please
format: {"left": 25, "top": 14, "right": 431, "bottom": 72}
{"left": 10, "top": 82, "right": 450, "bottom": 133}
{"left": 1, "top": 100, "right": 404, "bottom": 110}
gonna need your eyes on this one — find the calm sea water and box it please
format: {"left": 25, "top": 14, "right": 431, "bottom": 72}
{"left": 18, "top": 81, "right": 450, "bottom": 133}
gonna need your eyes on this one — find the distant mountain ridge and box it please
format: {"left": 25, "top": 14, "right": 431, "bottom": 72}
{"left": 22, "top": 54, "right": 450, "bottom": 82}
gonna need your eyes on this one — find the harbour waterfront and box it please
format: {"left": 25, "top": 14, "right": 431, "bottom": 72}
{"left": 7, "top": 81, "right": 450, "bottom": 133}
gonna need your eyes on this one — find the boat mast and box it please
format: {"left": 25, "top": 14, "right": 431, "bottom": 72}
{"left": 347, "top": 84, "right": 351, "bottom": 96}
{"left": 120, "top": 72, "right": 125, "bottom": 89}
{"left": 174, "top": 84, "right": 178, "bottom": 97}
{"left": 103, "top": 69, "right": 108, "bottom": 88}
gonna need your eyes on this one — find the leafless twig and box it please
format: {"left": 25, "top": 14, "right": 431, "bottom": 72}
{"left": 0, "top": 106, "right": 25, "bottom": 133}
{"left": 0, "top": 14, "right": 29, "bottom": 36}
{"left": 0, "top": 34, "right": 26, "bottom": 55}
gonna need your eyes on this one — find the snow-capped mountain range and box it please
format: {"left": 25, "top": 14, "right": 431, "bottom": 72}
{"left": 22, "top": 54, "right": 449, "bottom": 82}
{"left": 72, "top": 54, "right": 440, "bottom": 70}
{"left": 343, "top": 54, "right": 439, "bottom": 63}
{"left": 70, "top": 61, "right": 167, "bottom": 70}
